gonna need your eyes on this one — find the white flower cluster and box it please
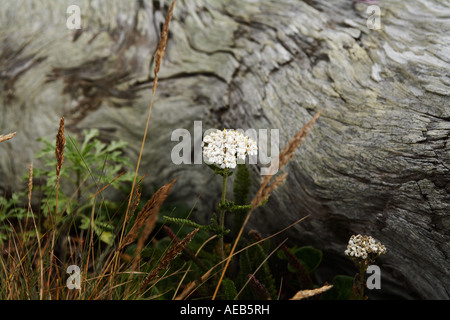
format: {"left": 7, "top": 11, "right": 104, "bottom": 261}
{"left": 202, "top": 129, "right": 257, "bottom": 169}
{"left": 345, "top": 234, "right": 386, "bottom": 260}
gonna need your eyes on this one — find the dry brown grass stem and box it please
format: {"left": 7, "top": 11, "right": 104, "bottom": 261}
{"left": 172, "top": 233, "right": 219, "bottom": 299}
{"left": 139, "top": 227, "right": 199, "bottom": 293}
{"left": 0, "top": 132, "right": 16, "bottom": 143}
{"left": 251, "top": 172, "right": 288, "bottom": 209}
{"left": 127, "top": 179, "right": 176, "bottom": 270}
{"left": 26, "top": 162, "right": 44, "bottom": 299}
{"left": 27, "top": 163, "right": 33, "bottom": 210}
{"left": 234, "top": 239, "right": 287, "bottom": 299}
{"left": 122, "top": 178, "right": 177, "bottom": 250}
{"left": 290, "top": 284, "right": 333, "bottom": 300}
{"left": 115, "top": 1, "right": 177, "bottom": 276}
{"left": 254, "top": 110, "right": 321, "bottom": 207}
{"left": 278, "top": 111, "right": 321, "bottom": 169}
{"left": 47, "top": 117, "right": 65, "bottom": 297}
{"left": 24, "top": 162, "right": 34, "bottom": 240}
{"left": 212, "top": 111, "right": 321, "bottom": 300}
{"left": 175, "top": 268, "right": 213, "bottom": 300}
{"left": 88, "top": 171, "right": 126, "bottom": 200}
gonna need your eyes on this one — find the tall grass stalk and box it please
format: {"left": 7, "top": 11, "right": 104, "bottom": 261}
{"left": 48, "top": 117, "right": 65, "bottom": 298}
{"left": 112, "top": 0, "right": 177, "bottom": 285}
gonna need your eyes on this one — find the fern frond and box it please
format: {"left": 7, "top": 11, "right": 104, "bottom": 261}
{"left": 163, "top": 216, "right": 229, "bottom": 236}
{"left": 233, "top": 164, "right": 251, "bottom": 205}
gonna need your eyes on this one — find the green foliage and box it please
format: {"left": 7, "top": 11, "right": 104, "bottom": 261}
{"left": 237, "top": 246, "right": 255, "bottom": 299}
{"left": 0, "top": 128, "right": 359, "bottom": 300}
{"left": 278, "top": 245, "right": 323, "bottom": 274}
{"left": 207, "top": 164, "right": 234, "bottom": 177}
{"left": 33, "top": 129, "right": 134, "bottom": 244}
{"left": 79, "top": 212, "right": 115, "bottom": 245}
{"left": 236, "top": 241, "right": 277, "bottom": 300}
{"left": 35, "top": 128, "right": 134, "bottom": 202}
{"left": 253, "top": 244, "right": 277, "bottom": 300}
{"left": 320, "top": 275, "right": 355, "bottom": 300}
{"left": 299, "top": 246, "right": 322, "bottom": 274}
{"left": 163, "top": 214, "right": 229, "bottom": 237}
{"left": 221, "top": 278, "right": 238, "bottom": 300}
{"left": 232, "top": 164, "right": 251, "bottom": 238}
{"left": 0, "top": 191, "right": 28, "bottom": 244}
{"left": 218, "top": 199, "right": 267, "bottom": 215}
{"left": 233, "top": 164, "right": 251, "bottom": 206}
{"left": 294, "top": 246, "right": 323, "bottom": 274}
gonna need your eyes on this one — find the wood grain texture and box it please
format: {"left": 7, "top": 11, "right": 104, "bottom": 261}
{"left": 0, "top": 0, "right": 448, "bottom": 299}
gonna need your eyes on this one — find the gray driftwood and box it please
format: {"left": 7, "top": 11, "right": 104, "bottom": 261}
{"left": 0, "top": 0, "right": 449, "bottom": 299}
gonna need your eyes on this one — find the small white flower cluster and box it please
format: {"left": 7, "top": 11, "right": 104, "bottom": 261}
{"left": 345, "top": 234, "right": 386, "bottom": 261}
{"left": 202, "top": 129, "right": 257, "bottom": 169}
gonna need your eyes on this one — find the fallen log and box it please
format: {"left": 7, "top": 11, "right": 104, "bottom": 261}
{"left": 0, "top": 0, "right": 448, "bottom": 299}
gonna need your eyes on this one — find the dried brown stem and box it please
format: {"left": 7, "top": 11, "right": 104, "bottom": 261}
{"left": 114, "top": 1, "right": 177, "bottom": 280}
{"left": 0, "top": 132, "right": 16, "bottom": 143}
{"left": 122, "top": 178, "right": 177, "bottom": 250}
{"left": 290, "top": 284, "right": 333, "bottom": 300}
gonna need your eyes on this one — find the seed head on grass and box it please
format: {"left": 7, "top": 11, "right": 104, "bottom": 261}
{"left": 47, "top": 117, "right": 65, "bottom": 297}
{"left": 122, "top": 178, "right": 177, "bottom": 249}
{"left": 127, "top": 184, "right": 142, "bottom": 223}
{"left": 251, "top": 111, "right": 321, "bottom": 209}
{"left": 278, "top": 111, "right": 321, "bottom": 170}
{"left": 290, "top": 284, "right": 333, "bottom": 300}
{"left": 164, "top": 225, "right": 179, "bottom": 243}
{"left": 132, "top": 180, "right": 176, "bottom": 270}
{"left": 55, "top": 117, "right": 65, "bottom": 178}
{"left": 0, "top": 132, "right": 16, "bottom": 143}
{"left": 154, "top": 0, "right": 176, "bottom": 77}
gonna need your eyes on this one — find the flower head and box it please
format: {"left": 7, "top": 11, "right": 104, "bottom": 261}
{"left": 345, "top": 234, "right": 386, "bottom": 264}
{"left": 202, "top": 129, "right": 257, "bottom": 169}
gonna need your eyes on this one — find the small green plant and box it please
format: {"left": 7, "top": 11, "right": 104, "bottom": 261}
{"left": 344, "top": 234, "right": 387, "bottom": 299}
{"left": 164, "top": 129, "right": 260, "bottom": 263}
{"left": 0, "top": 191, "right": 28, "bottom": 244}
{"left": 7, "top": 128, "right": 135, "bottom": 245}
{"left": 0, "top": 119, "right": 333, "bottom": 301}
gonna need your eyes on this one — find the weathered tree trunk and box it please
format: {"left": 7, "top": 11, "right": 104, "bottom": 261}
{"left": 0, "top": 0, "right": 449, "bottom": 299}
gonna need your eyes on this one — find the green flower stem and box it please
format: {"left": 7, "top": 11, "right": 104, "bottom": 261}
{"left": 219, "top": 173, "right": 227, "bottom": 264}
{"left": 358, "top": 262, "right": 369, "bottom": 300}
{"left": 359, "top": 267, "right": 365, "bottom": 300}
{"left": 221, "top": 173, "right": 227, "bottom": 206}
